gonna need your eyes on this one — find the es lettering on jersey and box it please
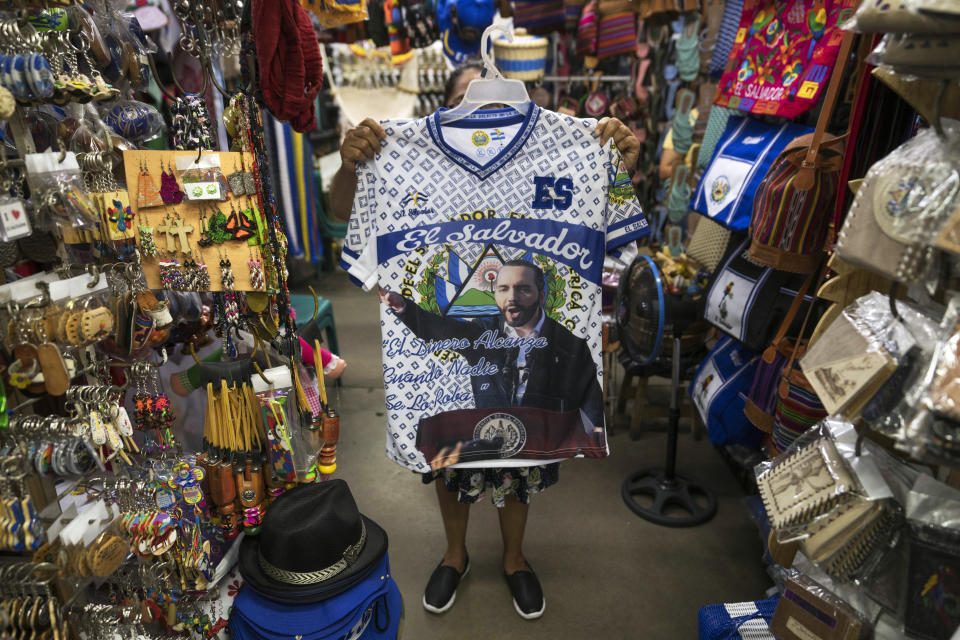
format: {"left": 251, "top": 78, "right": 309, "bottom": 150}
{"left": 342, "top": 106, "right": 649, "bottom": 472}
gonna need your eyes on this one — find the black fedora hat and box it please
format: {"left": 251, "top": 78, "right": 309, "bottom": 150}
{"left": 239, "top": 480, "right": 388, "bottom": 602}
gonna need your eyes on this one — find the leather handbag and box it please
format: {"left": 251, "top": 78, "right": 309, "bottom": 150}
{"left": 748, "top": 32, "right": 853, "bottom": 274}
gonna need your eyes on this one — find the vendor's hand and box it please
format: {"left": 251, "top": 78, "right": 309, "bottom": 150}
{"left": 430, "top": 442, "right": 463, "bottom": 471}
{"left": 378, "top": 287, "right": 406, "bottom": 313}
{"left": 595, "top": 117, "right": 640, "bottom": 173}
{"left": 340, "top": 118, "right": 386, "bottom": 173}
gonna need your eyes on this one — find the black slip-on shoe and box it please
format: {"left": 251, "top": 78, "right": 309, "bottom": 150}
{"left": 422, "top": 557, "right": 470, "bottom": 614}
{"left": 504, "top": 568, "right": 546, "bottom": 620}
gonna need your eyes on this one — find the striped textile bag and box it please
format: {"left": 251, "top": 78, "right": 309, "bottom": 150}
{"left": 772, "top": 368, "right": 826, "bottom": 453}
{"left": 596, "top": 2, "right": 636, "bottom": 59}
{"left": 513, "top": 0, "right": 566, "bottom": 34}
{"left": 576, "top": 1, "right": 598, "bottom": 56}
{"left": 748, "top": 135, "right": 843, "bottom": 273}
{"left": 564, "top": 0, "right": 586, "bottom": 30}
{"left": 770, "top": 266, "right": 826, "bottom": 454}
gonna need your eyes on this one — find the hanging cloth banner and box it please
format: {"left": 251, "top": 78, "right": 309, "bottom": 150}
{"left": 713, "top": 0, "right": 858, "bottom": 119}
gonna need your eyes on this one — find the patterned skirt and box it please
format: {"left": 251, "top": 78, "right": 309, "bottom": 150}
{"left": 421, "top": 463, "right": 560, "bottom": 507}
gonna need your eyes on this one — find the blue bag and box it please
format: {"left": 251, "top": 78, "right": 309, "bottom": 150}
{"left": 691, "top": 116, "right": 812, "bottom": 231}
{"left": 689, "top": 335, "right": 761, "bottom": 448}
{"left": 698, "top": 596, "right": 779, "bottom": 640}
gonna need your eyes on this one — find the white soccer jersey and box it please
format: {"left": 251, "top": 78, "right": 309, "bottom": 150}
{"left": 342, "top": 106, "right": 649, "bottom": 473}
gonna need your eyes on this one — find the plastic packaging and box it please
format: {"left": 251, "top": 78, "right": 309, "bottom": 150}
{"left": 756, "top": 420, "right": 906, "bottom": 584}
{"left": 255, "top": 364, "right": 322, "bottom": 484}
{"left": 873, "top": 125, "right": 960, "bottom": 250}
{"left": 802, "top": 292, "right": 940, "bottom": 419}
{"left": 869, "top": 34, "right": 960, "bottom": 78}
{"left": 24, "top": 150, "right": 99, "bottom": 230}
{"left": 835, "top": 122, "right": 960, "bottom": 292}
{"left": 902, "top": 475, "right": 960, "bottom": 639}
{"left": 175, "top": 154, "right": 227, "bottom": 202}
{"left": 843, "top": 0, "right": 960, "bottom": 34}
{"left": 101, "top": 100, "right": 164, "bottom": 143}
{"left": 770, "top": 572, "right": 872, "bottom": 640}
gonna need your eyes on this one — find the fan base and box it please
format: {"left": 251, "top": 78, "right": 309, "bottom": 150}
{"left": 621, "top": 468, "right": 718, "bottom": 528}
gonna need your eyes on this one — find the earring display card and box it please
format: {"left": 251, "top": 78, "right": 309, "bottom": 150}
{"left": 123, "top": 150, "right": 262, "bottom": 291}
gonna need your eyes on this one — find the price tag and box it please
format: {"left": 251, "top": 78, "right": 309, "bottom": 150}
{"left": 0, "top": 198, "right": 31, "bottom": 240}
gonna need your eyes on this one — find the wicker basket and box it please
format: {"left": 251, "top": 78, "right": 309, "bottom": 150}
{"left": 493, "top": 28, "right": 549, "bottom": 81}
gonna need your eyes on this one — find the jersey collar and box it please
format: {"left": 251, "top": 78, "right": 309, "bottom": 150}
{"left": 427, "top": 105, "right": 541, "bottom": 181}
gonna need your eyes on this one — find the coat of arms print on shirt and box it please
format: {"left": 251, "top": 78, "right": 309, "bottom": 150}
{"left": 342, "top": 106, "right": 649, "bottom": 472}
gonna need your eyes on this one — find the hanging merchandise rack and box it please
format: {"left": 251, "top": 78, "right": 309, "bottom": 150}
{"left": 0, "top": 0, "right": 345, "bottom": 634}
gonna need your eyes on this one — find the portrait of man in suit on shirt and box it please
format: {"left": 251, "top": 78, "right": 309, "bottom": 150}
{"left": 379, "top": 260, "right": 603, "bottom": 468}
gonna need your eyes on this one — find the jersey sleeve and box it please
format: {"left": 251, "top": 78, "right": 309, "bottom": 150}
{"left": 340, "top": 160, "right": 381, "bottom": 291}
{"left": 604, "top": 140, "right": 650, "bottom": 252}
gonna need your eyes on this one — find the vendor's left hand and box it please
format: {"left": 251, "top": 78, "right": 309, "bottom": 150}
{"left": 595, "top": 117, "right": 640, "bottom": 173}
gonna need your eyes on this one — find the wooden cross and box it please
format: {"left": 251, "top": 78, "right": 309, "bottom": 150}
{"left": 156, "top": 213, "right": 194, "bottom": 254}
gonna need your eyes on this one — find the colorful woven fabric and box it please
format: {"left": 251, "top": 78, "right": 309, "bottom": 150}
{"left": 696, "top": 105, "right": 735, "bottom": 170}
{"left": 564, "top": 0, "right": 586, "bottom": 30}
{"left": 709, "top": 0, "right": 743, "bottom": 79}
{"left": 773, "top": 372, "right": 826, "bottom": 453}
{"left": 597, "top": 11, "right": 635, "bottom": 59}
{"left": 750, "top": 146, "right": 841, "bottom": 274}
{"left": 514, "top": 0, "right": 566, "bottom": 34}
{"left": 576, "top": 0, "right": 598, "bottom": 56}
{"left": 251, "top": 0, "right": 322, "bottom": 132}
{"left": 714, "top": 0, "right": 858, "bottom": 119}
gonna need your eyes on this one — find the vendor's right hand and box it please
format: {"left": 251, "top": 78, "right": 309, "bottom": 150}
{"left": 378, "top": 287, "right": 406, "bottom": 313}
{"left": 340, "top": 118, "right": 386, "bottom": 173}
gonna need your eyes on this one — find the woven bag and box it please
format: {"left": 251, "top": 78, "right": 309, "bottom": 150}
{"left": 773, "top": 367, "right": 827, "bottom": 453}
{"left": 745, "top": 339, "right": 792, "bottom": 434}
{"left": 744, "top": 269, "right": 817, "bottom": 434}
{"left": 770, "top": 265, "right": 828, "bottom": 454}
{"left": 686, "top": 214, "right": 730, "bottom": 273}
{"left": 748, "top": 134, "right": 845, "bottom": 273}
{"left": 748, "top": 32, "right": 854, "bottom": 274}
{"left": 576, "top": 0, "right": 598, "bottom": 56}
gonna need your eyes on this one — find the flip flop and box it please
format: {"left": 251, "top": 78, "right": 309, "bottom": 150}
{"left": 634, "top": 57, "right": 651, "bottom": 106}
{"left": 671, "top": 88, "right": 696, "bottom": 156}
{"left": 649, "top": 204, "right": 668, "bottom": 244}
{"left": 666, "top": 223, "right": 686, "bottom": 258}
{"left": 676, "top": 13, "right": 700, "bottom": 82}
{"left": 667, "top": 163, "right": 691, "bottom": 224}
{"left": 663, "top": 64, "right": 679, "bottom": 120}
{"left": 635, "top": 17, "right": 649, "bottom": 58}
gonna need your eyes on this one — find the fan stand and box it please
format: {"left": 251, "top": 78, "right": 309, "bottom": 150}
{"left": 621, "top": 329, "right": 718, "bottom": 527}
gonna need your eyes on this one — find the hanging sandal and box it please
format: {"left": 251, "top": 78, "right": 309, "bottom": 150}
{"left": 671, "top": 88, "right": 697, "bottom": 156}
{"left": 676, "top": 13, "right": 701, "bottom": 82}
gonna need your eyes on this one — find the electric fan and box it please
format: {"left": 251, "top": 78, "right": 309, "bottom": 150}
{"left": 615, "top": 254, "right": 717, "bottom": 527}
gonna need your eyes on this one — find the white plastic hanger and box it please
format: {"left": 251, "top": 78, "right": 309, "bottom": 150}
{"left": 436, "top": 24, "right": 532, "bottom": 123}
